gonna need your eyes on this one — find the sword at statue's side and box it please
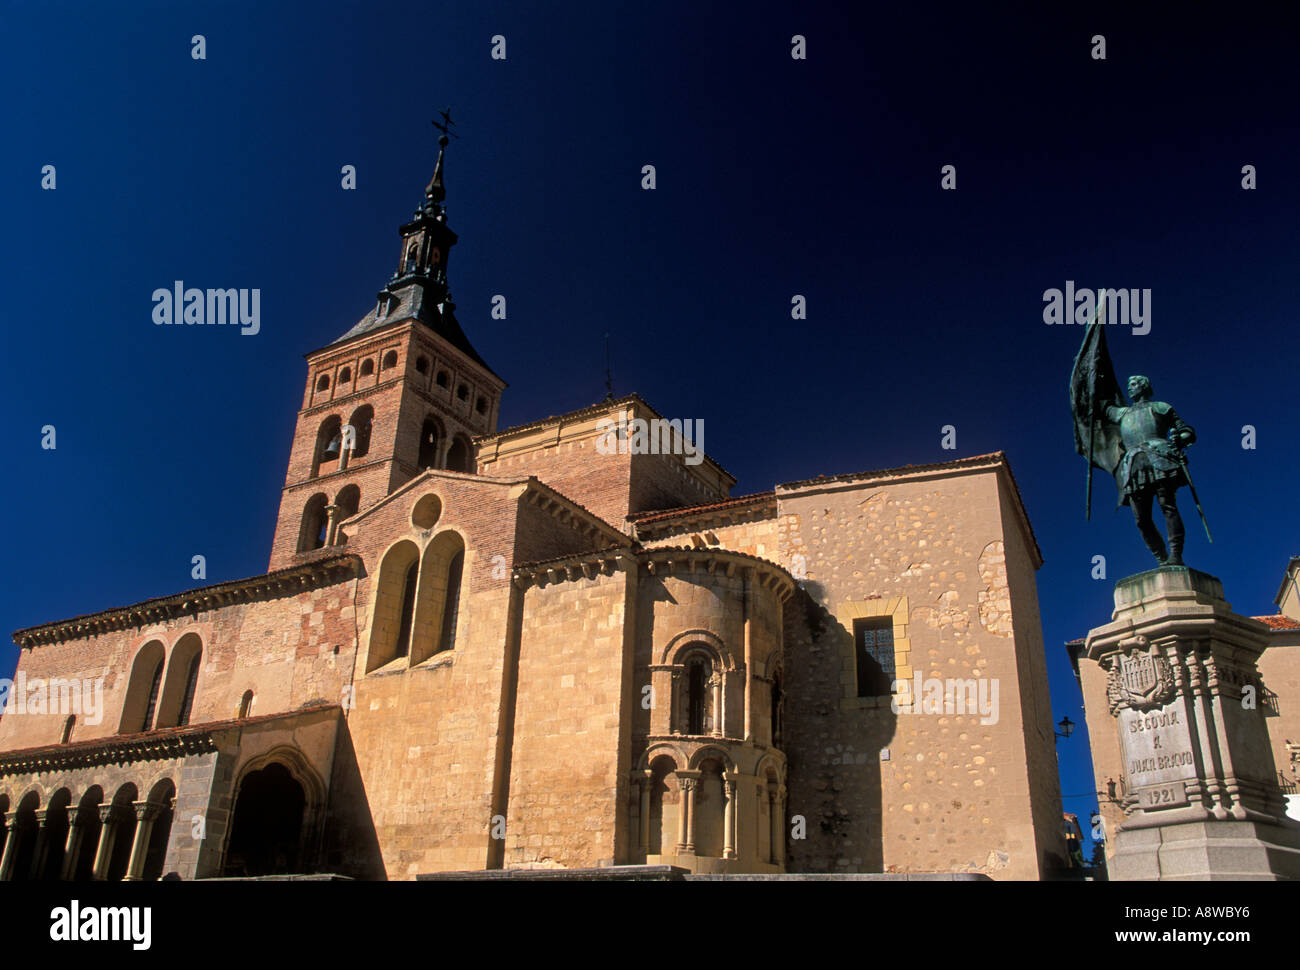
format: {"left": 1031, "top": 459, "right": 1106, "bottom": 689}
{"left": 1170, "top": 446, "right": 1213, "bottom": 543}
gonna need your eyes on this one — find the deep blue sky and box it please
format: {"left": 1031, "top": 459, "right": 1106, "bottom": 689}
{"left": 4, "top": 2, "right": 1298, "bottom": 858}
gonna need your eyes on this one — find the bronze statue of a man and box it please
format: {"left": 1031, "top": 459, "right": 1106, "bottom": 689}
{"left": 1105, "top": 375, "right": 1195, "bottom": 565}
{"left": 1070, "top": 315, "right": 1210, "bottom": 567}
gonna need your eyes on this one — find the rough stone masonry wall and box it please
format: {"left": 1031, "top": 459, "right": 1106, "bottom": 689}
{"left": 1256, "top": 635, "right": 1300, "bottom": 799}
{"left": 505, "top": 570, "right": 632, "bottom": 868}
{"left": 0, "top": 581, "right": 359, "bottom": 752}
{"left": 996, "top": 475, "right": 1067, "bottom": 872}
{"left": 339, "top": 475, "right": 525, "bottom": 878}
{"left": 779, "top": 470, "right": 1053, "bottom": 879}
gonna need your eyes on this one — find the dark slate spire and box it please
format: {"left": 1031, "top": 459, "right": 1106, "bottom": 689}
{"left": 425, "top": 135, "right": 448, "bottom": 207}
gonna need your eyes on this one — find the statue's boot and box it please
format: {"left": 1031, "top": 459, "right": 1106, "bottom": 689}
{"left": 1164, "top": 537, "right": 1184, "bottom": 566}
{"left": 1140, "top": 529, "right": 1168, "bottom": 565}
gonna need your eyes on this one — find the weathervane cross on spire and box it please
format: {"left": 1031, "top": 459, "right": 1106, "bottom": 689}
{"left": 432, "top": 106, "right": 459, "bottom": 144}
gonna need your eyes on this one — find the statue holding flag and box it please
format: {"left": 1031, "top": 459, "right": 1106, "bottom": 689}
{"left": 1069, "top": 309, "right": 1211, "bottom": 566}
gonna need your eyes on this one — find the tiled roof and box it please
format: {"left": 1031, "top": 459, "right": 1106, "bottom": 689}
{"left": 1255, "top": 614, "right": 1300, "bottom": 632}
{"left": 12, "top": 555, "right": 362, "bottom": 649}
{"left": 323, "top": 279, "right": 500, "bottom": 380}
{"left": 0, "top": 704, "right": 339, "bottom": 774}
{"left": 628, "top": 491, "right": 777, "bottom": 524}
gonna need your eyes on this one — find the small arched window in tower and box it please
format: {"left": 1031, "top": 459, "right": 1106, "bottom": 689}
{"left": 446, "top": 435, "right": 472, "bottom": 474}
{"left": 338, "top": 366, "right": 351, "bottom": 384}
{"left": 61, "top": 715, "right": 75, "bottom": 744}
{"left": 334, "top": 485, "right": 361, "bottom": 545}
{"left": 436, "top": 370, "right": 449, "bottom": 388}
{"left": 316, "top": 374, "right": 330, "bottom": 392}
{"left": 359, "top": 358, "right": 375, "bottom": 378}
{"left": 313, "top": 415, "right": 342, "bottom": 478}
{"left": 456, "top": 383, "right": 469, "bottom": 401}
{"left": 177, "top": 651, "right": 202, "bottom": 727}
{"left": 437, "top": 551, "right": 464, "bottom": 654}
{"left": 405, "top": 241, "right": 420, "bottom": 273}
{"left": 415, "top": 356, "right": 429, "bottom": 375}
{"left": 418, "top": 418, "right": 441, "bottom": 469}
{"left": 299, "top": 493, "right": 330, "bottom": 552}
{"left": 382, "top": 350, "right": 398, "bottom": 371}
{"left": 347, "top": 405, "right": 373, "bottom": 460}
{"left": 475, "top": 396, "right": 487, "bottom": 415}
{"left": 395, "top": 560, "right": 419, "bottom": 659}
{"left": 237, "top": 690, "right": 254, "bottom": 719}
{"left": 142, "top": 659, "right": 165, "bottom": 732}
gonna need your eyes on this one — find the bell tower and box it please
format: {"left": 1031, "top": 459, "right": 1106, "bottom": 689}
{"left": 267, "top": 124, "right": 506, "bottom": 571}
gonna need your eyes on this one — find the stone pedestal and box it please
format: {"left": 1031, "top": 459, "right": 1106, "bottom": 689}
{"left": 1085, "top": 566, "right": 1300, "bottom": 880}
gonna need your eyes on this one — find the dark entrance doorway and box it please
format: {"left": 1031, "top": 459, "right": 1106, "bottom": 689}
{"left": 222, "top": 762, "right": 308, "bottom": 877}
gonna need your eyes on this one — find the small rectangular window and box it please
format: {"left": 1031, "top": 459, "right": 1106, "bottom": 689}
{"left": 853, "top": 617, "right": 896, "bottom": 698}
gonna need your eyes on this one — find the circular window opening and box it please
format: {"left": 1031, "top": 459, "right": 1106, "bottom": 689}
{"left": 411, "top": 493, "right": 443, "bottom": 530}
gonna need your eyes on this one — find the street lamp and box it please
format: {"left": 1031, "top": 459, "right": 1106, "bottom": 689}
{"left": 1055, "top": 716, "right": 1074, "bottom": 740}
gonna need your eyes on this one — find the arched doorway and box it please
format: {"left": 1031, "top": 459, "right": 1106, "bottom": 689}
{"left": 222, "top": 762, "right": 309, "bottom": 877}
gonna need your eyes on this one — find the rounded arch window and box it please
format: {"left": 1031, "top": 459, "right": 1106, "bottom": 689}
{"left": 346, "top": 405, "right": 374, "bottom": 459}
{"left": 418, "top": 416, "right": 442, "bottom": 469}
{"left": 415, "top": 356, "right": 429, "bottom": 375}
{"left": 313, "top": 415, "right": 343, "bottom": 477}
{"left": 436, "top": 370, "right": 449, "bottom": 388}
{"left": 338, "top": 366, "right": 351, "bottom": 384}
{"left": 456, "top": 384, "right": 469, "bottom": 401}
{"left": 475, "top": 396, "right": 488, "bottom": 415}
{"left": 382, "top": 350, "right": 398, "bottom": 370}
{"left": 316, "top": 374, "right": 330, "bottom": 392}
{"left": 359, "top": 358, "right": 375, "bottom": 377}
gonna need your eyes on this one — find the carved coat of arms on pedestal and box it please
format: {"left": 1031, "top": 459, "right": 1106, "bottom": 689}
{"left": 1105, "top": 638, "right": 1176, "bottom": 713}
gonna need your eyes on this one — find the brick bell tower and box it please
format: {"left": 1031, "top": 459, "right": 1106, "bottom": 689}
{"left": 268, "top": 127, "right": 506, "bottom": 570}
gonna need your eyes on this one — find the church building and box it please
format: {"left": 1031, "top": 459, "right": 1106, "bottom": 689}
{"left": 0, "top": 139, "right": 1067, "bottom": 881}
